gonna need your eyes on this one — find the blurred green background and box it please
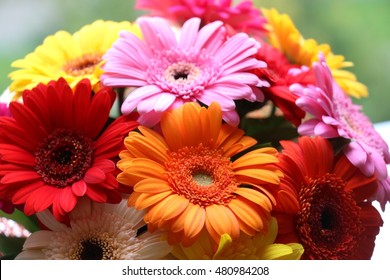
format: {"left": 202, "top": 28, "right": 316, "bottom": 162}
{"left": 1, "top": 0, "right": 389, "bottom": 123}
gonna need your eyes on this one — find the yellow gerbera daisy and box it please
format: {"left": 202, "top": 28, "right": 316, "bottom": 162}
{"left": 8, "top": 20, "right": 141, "bottom": 99}
{"left": 262, "top": 8, "right": 367, "bottom": 98}
{"left": 171, "top": 217, "right": 304, "bottom": 260}
{"left": 117, "top": 102, "right": 283, "bottom": 246}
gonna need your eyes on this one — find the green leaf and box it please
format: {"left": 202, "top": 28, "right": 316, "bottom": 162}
{"left": 0, "top": 209, "right": 40, "bottom": 233}
{"left": 0, "top": 235, "right": 25, "bottom": 257}
{"left": 240, "top": 115, "right": 299, "bottom": 148}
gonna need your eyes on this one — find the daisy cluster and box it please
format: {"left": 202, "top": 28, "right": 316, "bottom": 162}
{"left": 0, "top": 0, "right": 389, "bottom": 260}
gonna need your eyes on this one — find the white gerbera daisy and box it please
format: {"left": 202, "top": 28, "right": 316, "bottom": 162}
{"left": 15, "top": 198, "right": 171, "bottom": 260}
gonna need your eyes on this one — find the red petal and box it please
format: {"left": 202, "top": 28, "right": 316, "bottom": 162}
{"left": 84, "top": 167, "right": 106, "bottom": 184}
{"left": 12, "top": 181, "right": 46, "bottom": 204}
{"left": 0, "top": 144, "right": 35, "bottom": 165}
{"left": 59, "top": 187, "right": 78, "bottom": 213}
{"left": 33, "top": 186, "right": 57, "bottom": 213}
{"left": 72, "top": 180, "right": 88, "bottom": 196}
{"left": 91, "top": 159, "right": 115, "bottom": 173}
{"left": 1, "top": 171, "right": 41, "bottom": 184}
{"left": 85, "top": 186, "right": 107, "bottom": 203}
{"left": 84, "top": 93, "right": 112, "bottom": 139}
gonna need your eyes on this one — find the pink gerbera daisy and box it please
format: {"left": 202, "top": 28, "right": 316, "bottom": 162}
{"left": 0, "top": 102, "right": 11, "bottom": 117}
{"left": 0, "top": 78, "right": 139, "bottom": 220}
{"left": 135, "top": 0, "right": 267, "bottom": 38}
{"left": 101, "top": 16, "right": 268, "bottom": 126}
{"left": 290, "top": 55, "right": 390, "bottom": 208}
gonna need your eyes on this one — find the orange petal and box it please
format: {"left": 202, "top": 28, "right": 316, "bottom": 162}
{"left": 159, "top": 194, "right": 189, "bottom": 222}
{"left": 233, "top": 149, "right": 279, "bottom": 169}
{"left": 126, "top": 131, "right": 169, "bottom": 164}
{"left": 183, "top": 204, "right": 206, "bottom": 240}
{"left": 228, "top": 197, "right": 265, "bottom": 233}
{"left": 134, "top": 178, "right": 172, "bottom": 194}
{"left": 161, "top": 110, "right": 184, "bottom": 151}
{"left": 127, "top": 192, "right": 142, "bottom": 207}
{"left": 224, "top": 136, "right": 257, "bottom": 157}
{"left": 202, "top": 102, "right": 222, "bottom": 145}
{"left": 182, "top": 103, "right": 202, "bottom": 147}
{"left": 134, "top": 191, "right": 172, "bottom": 209}
{"left": 169, "top": 204, "right": 193, "bottom": 233}
{"left": 234, "top": 187, "right": 273, "bottom": 211}
{"left": 235, "top": 168, "right": 281, "bottom": 185}
{"left": 205, "top": 204, "right": 237, "bottom": 243}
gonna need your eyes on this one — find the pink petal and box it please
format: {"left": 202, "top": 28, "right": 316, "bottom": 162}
{"left": 217, "top": 73, "right": 260, "bottom": 86}
{"left": 179, "top": 17, "right": 201, "bottom": 49}
{"left": 121, "top": 85, "right": 163, "bottom": 115}
{"left": 314, "top": 122, "right": 339, "bottom": 138}
{"left": 296, "top": 95, "right": 328, "bottom": 118}
{"left": 138, "top": 17, "right": 177, "bottom": 50}
{"left": 343, "top": 142, "right": 368, "bottom": 170}
{"left": 137, "top": 110, "right": 163, "bottom": 127}
{"left": 194, "top": 20, "right": 224, "bottom": 52}
{"left": 222, "top": 110, "right": 240, "bottom": 126}
{"left": 322, "top": 115, "right": 340, "bottom": 126}
{"left": 197, "top": 89, "right": 236, "bottom": 110}
{"left": 297, "top": 119, "right": 318, "bottom": 136}
{"left": 210, "top": 83, "right": 253, "bottom": 100}
{"left": 153, "top": 93, "right": 176, "bottom": 112}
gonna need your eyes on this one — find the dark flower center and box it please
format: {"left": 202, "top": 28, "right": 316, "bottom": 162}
{"left": 174, "top": 71, "right": 189, "bottom": 80}
{"left": 71, "top": 236, "right": 114, "bottom": 260}
{"left": 35, "top": 129, "right": 94, "bottom": 187}
{"left": 296, "top": 173, "right": 363, "bottom": 259}
{"left": 79, "top": 240, "right": 104, "bottom": 260}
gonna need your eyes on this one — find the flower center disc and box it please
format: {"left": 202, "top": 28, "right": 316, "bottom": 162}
{"left": 166, "top": 144, "right": 238, "bottom": 207}
{"left": 296, "top": 173, "right": 363, "bottom": 259}
{"left": 63, "top": 53, "right": 102, "bottom": 76}
{"left": 71, "top": 235, "right": 114, "bottom": 260}
{"left": 35, "top": 128, "right": 94, "bottom": 187}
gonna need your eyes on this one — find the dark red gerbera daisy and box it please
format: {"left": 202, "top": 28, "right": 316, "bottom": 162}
{"left": 273, "top": 136, "right": 383, "bottom": 259}
{"left": 0, "top": 78, "right": 138, "bottom": 220}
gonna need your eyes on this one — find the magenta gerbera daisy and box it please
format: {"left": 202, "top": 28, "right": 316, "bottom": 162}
{"left": 0, "top": 78, "right": 139, "bottom": 220}
{"left": 101, "top": 16, "right": 268, "bottom": 126}
{"left": 135, "top": 0, "right": 267, "bottom": 38}
{"left": 290, "top": 55, "right": 390, "bottom": 208}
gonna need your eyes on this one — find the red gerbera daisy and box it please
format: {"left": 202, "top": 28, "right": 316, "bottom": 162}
{"left": 0, "top": 78, "right": 138, "bottom": 220}
{"left": 253, "top": 43, "right": 315, "bottom": 126}
{"left": 273, "top": 136, "right": 383, "bottom": 259}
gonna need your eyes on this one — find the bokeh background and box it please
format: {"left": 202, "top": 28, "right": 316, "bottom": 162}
{"left": 0, "top": 0, "right": 389, "bottom": 260}
{"left": 1, "top": 0, "right": 389, "bottom": 124}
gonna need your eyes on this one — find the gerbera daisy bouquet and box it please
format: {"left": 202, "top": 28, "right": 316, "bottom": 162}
{"left": 0, "top": 0, "right": 389, "bottom": 263}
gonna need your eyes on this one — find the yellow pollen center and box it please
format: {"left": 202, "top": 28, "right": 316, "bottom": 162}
{"left": 63, "top": 53, "right": 102, "bottom": 76}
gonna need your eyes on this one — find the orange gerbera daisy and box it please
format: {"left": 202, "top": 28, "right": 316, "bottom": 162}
{"left": 262, "top": 8, "right": 367, "bottom": 98}
{"left": 273, "top": 136, "right": 383, "bottom": 259}
{"left": 117, "top": 102, "right": 283, "bottom": 246}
